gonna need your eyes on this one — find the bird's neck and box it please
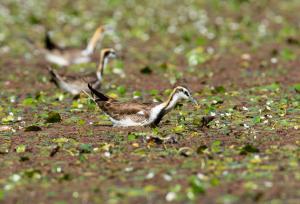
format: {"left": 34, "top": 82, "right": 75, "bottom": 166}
{"left": 150, "top": 92, "right": 181, "bottom": 126}
{"left": 162, "top": 92, "right": 181, "bottom": 112}
{"left": 96, "top": 56, "right": 109, "bottom": 81}
{"left": 84, "top": 28, "right": 104, "bottom": 55}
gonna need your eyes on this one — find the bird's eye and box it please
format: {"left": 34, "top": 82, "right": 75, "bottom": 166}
{"left": 184, "top": 91, "right": 189, "bottom": 96}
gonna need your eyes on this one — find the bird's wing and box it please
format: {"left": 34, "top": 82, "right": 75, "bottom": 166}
{"left": 82, "top": 73, "right": 98, "bottom": 84}
{"left": 59, "top": 72, "right": 95, "bottom": 83}
{"left": 100, "top": 101, "right": 157, "bottom": 122}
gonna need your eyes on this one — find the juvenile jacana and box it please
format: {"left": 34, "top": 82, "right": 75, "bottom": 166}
{"left": 44, "top": 25, "right": 112, "bottom": 66}
{"left": 48, "top": 48, "right": 116, "bottom": 95}
{"left": 88, "top": 84, "right": 198, "bottom": 127}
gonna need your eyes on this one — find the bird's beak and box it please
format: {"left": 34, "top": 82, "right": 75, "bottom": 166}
{"left": 112, "top": 53, "right": 117, "bottom": 58}
{"left": 190, "top": 97, "right": 198, "bottom": 106}
{"left": 104, "top": 25, "right": 115, "bottom": 35}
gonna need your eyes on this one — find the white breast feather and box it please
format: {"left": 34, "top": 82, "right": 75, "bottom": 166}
{"left": 110, "top": 117, "right": 142, "bottom": 127}
{"left": 58, "top": 81, "right": 81, "bottom": 95}
{"left": 46, "top": 53, "right": 91, "bottom": 66}
{"left": 106, "top": 103, "right": 165, "bottom": 127}
{"left": 46, "top": 54, "right": 69, "bottom": 66}
{"left": 73, "top": 56, "right": 91, "bottom": 64}
{"left": 137, "top": 110, "right": 145, "bottom": 115}
{"left": 144, "top": 103, "right": 165, "bottom": 125}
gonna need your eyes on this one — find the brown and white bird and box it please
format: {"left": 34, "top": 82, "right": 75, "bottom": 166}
{"left": 48, "top": 48, "right": 116, "bottom": 95}
{"left": 88, "top": 84, "right": 198, "bottom": 127}
{"left": 44, "top": 25, "right": 111, "bottom": 66}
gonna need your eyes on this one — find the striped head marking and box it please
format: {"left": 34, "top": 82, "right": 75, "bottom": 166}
{"left": 101, "top": 48, "right": 117, "bottom": 59}
{"left": 173, "top": 86, "right": 198, "bottom": 105}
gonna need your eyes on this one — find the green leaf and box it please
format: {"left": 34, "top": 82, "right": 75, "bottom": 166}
{"left": 187, "top": 47, "right": 211, "bottom": 66}
{"left": 140, "top": 66, "right": 152, "bottom": 74}
{"left": 149, "top": 89, "right": 159, "bottom": 96}
{"left": 25, "top": 125, "right": 42, "bottom": 132}
{"left": 59, "top": 173, "right": 72, "bottom": 181}
{"left": 16, "top": 144, "right": 26, "bottom": 153}
{"left": 1, "top": 115, "right": 14, "bottom": 123}
{"left": 127, "top": 134, "right": 136, "bottom": 141}
{"left": 23, "top": 169, "right": 41, "bottom": 179}
{"left": 196, "top": 37, "right": 207, "bottom": 46}
{"left": 20, "top": 156, "right": 30, "bottom": 162}
{"left": 77, "top": 119, "right": 86, "bottom": 126}
{"left": 174, "top": 125, "right": 185, "bottom": 133}
{"left": 196, "top": 145, "right": 208, "bottom": 154}
{"left": 252, "top": 116, "right": 261, "bottom": 124}
{"left": 240, "top": 144, "right": 260, "bottom": 155}
{"left": 117, "top": 86, "right": 127, "bottom": 96}
{"left": 114, "top": 60, "right": 124, "bottom": 70}
{"left": 0, "top": 190, "right": 4, "bottom": 201}
{"left": 79, "top": 144, "right": 93, "bottom": 154}
{"left": 211, "top": 140, "right": 222, "bottom": 153}
{"left": 212, "top": 86, "right": 226, "bottom": 94}
{"left": 133, "top": 91, "right": 142, "bottom": 98}
{"left": 210, "top": 177, "right": 220, "bottom": 186}
{"left": 45, "top": 111, "right": 62, "bottom": 123}
{"left": 293, "top": 84, "right": 300, "bottom": 93}
{"left": 258, "top": 83, "right": 280, "bottom": 92}
{"left": 280, "top": 48, "right": 296, "bottom": 61}
{"left": 218, "top": 194, "right": 239, "bottom": 204}
{"left": 22, "top": 98, "right": 37, "bottom": 106}
{"left": 52, "top": 137, "right": 69, "bottom": 143}
{"left": 182, "top": 31, "right": 192, "bottom": 42}
{"left": 189, "top": 176, "right": 206, "bottom": 194}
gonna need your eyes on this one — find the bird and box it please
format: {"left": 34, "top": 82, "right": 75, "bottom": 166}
{"left": 48, "top": 48, "right": 116, "bottom": 96}
{"left": 87, "top": 84, "right": 198, "bottom": 127}
{"left": 44, "top": 25, "right": 112, "bottom": 66}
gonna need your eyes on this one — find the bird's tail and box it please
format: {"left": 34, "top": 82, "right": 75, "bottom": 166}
{"left": 87, "top": 83, "right": 109, "bottom": 101}
{"left": 45, "top": 31, "right": 59, "bottom": 50}
{"left": 47, "top": 66, "right": 61, "bottom": 87}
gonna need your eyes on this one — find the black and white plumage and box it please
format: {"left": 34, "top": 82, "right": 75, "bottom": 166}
{"left": 48, "top": 48, "right": 116, "bottom": 95}
{"left": 44, "top": 25, "right": 111, "bottom": 66}
{"left": 88, "top": 84, "right": 198, "bottom": 127}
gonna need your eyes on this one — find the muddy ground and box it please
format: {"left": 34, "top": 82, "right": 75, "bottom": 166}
{"left": 0, "top": 0, "right": 299, "bottom": 203}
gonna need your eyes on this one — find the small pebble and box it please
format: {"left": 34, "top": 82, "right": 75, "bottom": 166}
{"left": 166, "top": 192, "right": 176, "bottom": 202}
